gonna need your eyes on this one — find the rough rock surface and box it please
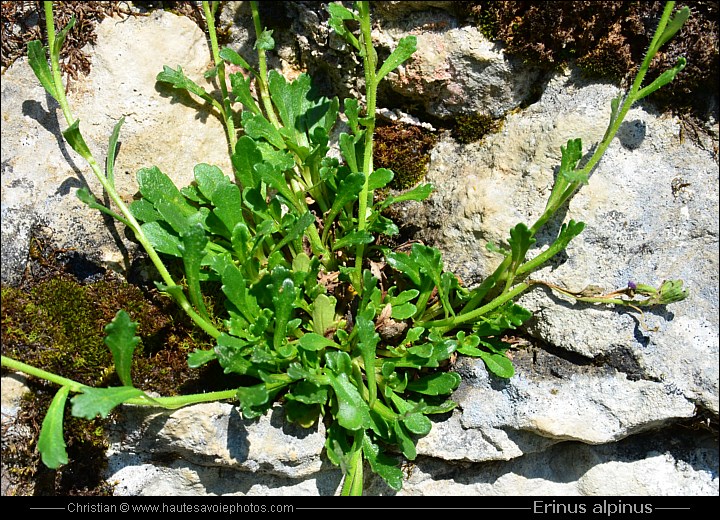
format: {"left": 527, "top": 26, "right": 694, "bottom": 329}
{"left": 1, "top": 4, "right": 718, "bottom": 497}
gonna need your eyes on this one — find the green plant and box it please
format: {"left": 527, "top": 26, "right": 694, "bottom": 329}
{"left": 2, "top": 1, "right": 690, "bottom": 496}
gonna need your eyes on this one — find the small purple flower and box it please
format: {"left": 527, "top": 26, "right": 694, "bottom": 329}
{"left": 628, "top": 281, "right": 637, "bottom": 290}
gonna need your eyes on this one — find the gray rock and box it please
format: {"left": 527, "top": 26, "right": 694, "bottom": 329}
{"left": 1, "top": 11, "right": 232, "bottom": 284}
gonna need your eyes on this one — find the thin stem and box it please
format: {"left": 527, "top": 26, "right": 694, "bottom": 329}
{"left": 250, "top": 1, "right": 282, "bottom": 130}
{"left": 42, "top": 2, "right": 221, "bottom": 340}
{"left": 1, "top": 355, "right": 237, "bottom": 409}
{"left": 203, "top": 1, "right": 237, "bottom": 152}
{"left": 353, "top": 1, "right": 378, "bottom": 294}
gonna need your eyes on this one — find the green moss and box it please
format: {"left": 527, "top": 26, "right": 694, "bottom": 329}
{"left": 1, "top": 261, "right": 217, "bottom": 494}
{"left": 452, "top": 112, "right": 504, "bottom": 144}
{"left": 373, "top": 122, "right": 438, "bottom": 190}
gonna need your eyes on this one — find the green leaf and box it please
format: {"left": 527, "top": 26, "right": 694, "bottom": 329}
{"left": 272, "top": 276, "right": 297, "bottom": 355}
{"left": 344, "top": 98, "right": 360, "bottom": 134}
{"left": 71, "top": 387, "right": 145, "bottom": 419}
{"left": 104, "top": 310, "right": 140, "bottom": 387}
{"left": 384, "top": 249, "right": 422, "bottom": 286}
{"left": 635, "top": 57, "right": 687, "bottom": 101}
{"left": 327, "top": 372, "right": 371, "bottom": 431}
{"left": 411, "top": 244, "right": 452, "bottom": 315}
{"left": 392, "top": 420, "right": 417, "bottom": 460}
{"left": 76, "top": 187, "right": 128, "bottom": 225}
{"left": 368, "top": 168, "right": 394, "bottom": 190}
{"left": 136, "top": 166, "right": 195, "bottom": 214}
{"left": 369, "top": 214, "right": 399, "bottom": 237}
{"left": 656, "top": 6, "right": 690, "bottom": 50}
{"left": 287, "top": 380, "right": 329, "bottom": 405}
{"left": 324, "top": 172, "right": 365, "bottom": 229}
{"left": 255, "top": 29, "right": 275, "bottom": 51}
{"left": 508, "top": 223, "right": 536, "bottom": 272}
{"left": 380, "top": 183, "right": 434, "bottom": 209}
{"left": 37, "top": 385, "right": 70, "bottom": 469}
{"left": 256, "top": 162, "right": 300, "bottom": 211}
{"left": 179, "top": 223, "right": 209, "bottom": 319}
{"left": 242, "top": 112, "right": 286, "bottom": 149}
{"left": 327, "top": 3, "right": 360, "bottom": 51}
{"left": 332, "top": 230, "right": 374, "bottom": 251}
{"left": 311, "top": 293, "right": 337, "bottom": 336}
{"left": 52, "top": 16, "right": 76, "bottom": 58}
{"left": 559, "top": 138, "right": 585, "bottom": 185}
{"left": 478, "top": 350, "right": 515, "bottom": 378}
{"left": 219, "top": 47, "right": 254, "bottom": 72}
{"left": 473, "top": 302, "right": 532, "bottom": 337}
{"left": 220, "top": 259, "right": 260, "bottom": 324}
{"left": 27, "top": 40, "right": 58, "bottom": 99}
{"left": 271, "top": 211, "right": 315, "bottom": 255}
{"left": 140, "top": 221, "right": 182, "bottom": 257}
{"left": 299, "top": 333, "right": 338, "bottom": 351}
{"left": 187, "top": 348, "right": 217, "bottom": 368}
{"left": 268, "top": 70, "right": 312, "bottom": 147}
{"left": 232, "top": 136, "right": 264, "bottom": 189}
{"left": 390, "top": 302, "right": 417, "bottom": 320}
{"left": 230, "top": 72, "right": 262, "bottom": 115}
{"left": 377, "top": 35, "right": 417, "bottom": 81}
{"left": 339, "top": 132, "right": 360, "bottom": 172}
{"left": 237, "top": 384, "right": 271, "bottom": 419}
{"left": 62, "top": 120, "right": 92, "bottom": 160}
{"left": 156, "top": 65, "right": 214, "bottom": 104}
{"left": 406, "top": 372, "right": 461, "bottom": 396}
{"left": 106, "top": 117, "right": 125, "bottom": 189}
{"left": 362, "top": 435, "right": 403, "bottom": 491}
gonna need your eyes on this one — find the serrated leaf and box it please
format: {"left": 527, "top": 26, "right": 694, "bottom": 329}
{"left": 636, "top": 57, "right": 687, "bottom": 100}
{"left": 369, "top": 214, "right": 399, "bottom": 237}
{"left": 272, "top": 276, "right": 297, "bottom": 354}
{"left": 37, "top": 386, "right": 70, "bottom": 469}
{"left": 362, "top": 434, "right": 403, "bottom": 491}
{"left": 384, "top": 250, "right": 422, "bottom": 286}
{"left": 473, "top": 302, "right": 532, "bottom": 337}
{"left": 219, "top": 46, "right": 254, "bottom": 72}
{"left": 325, "top": 171, "right": 365, "bottom": 228}
{"left": 71, "top": 387, "right": 145, "bottom": 419}
{"left": 377, "top": 35, "right": 417, "bottom": 81}
{"left": 508, "top": 223, "right": 536, "bottom": 268}
{"left": 229, "top": 71, "right": 262, "bottom": 115}
{"left": 657, "top": 7, "right": 690, "bottom": 50}
{"left": 242, "top": 112, "right": 286, "bottom": 149}
{"left": 381, "top": 183, "right": 434, "bottom": 209}
{"left": 27, "top": 40, "right": 58, "bottom": 99}
{"left": 390, "top": 302, "right": 416, "bottom": 320}
{"left": 187, "top": 348, "right": 217, "bottom": 368}
{"left": 255, "top": 29, "right": 275, "bottom": 50}
{"left": 156, "top": 65, "right": 213, "bottom": 104}
{"left": 104, "top": 310, "right": 140, "bottom": 387}
{"left": 271, "top": 211, "right": 315, "bottom": 255}
{"left": 287, "top": 380, "right": 329, "bottom": 405}
{"left": 231, "top": 136, "right": 264, "bottom": 190}
{"left": 559, "top": 138, "right": 585, "bottom": 185}
{"left": 392, "top": 420, "right": 417, "bottom": 460}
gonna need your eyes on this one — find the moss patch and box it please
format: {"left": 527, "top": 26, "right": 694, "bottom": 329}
{"left": 452, "top": 112, "right": 504, "bottom": 144}
{"left": 458, "top": 1, "right": 719, "bottom": 118}
{"left": 373, "top": 121, "right": 438, "bottom": 190}
{"left": 1, "top": 239, "right": 222, "bottom": 495}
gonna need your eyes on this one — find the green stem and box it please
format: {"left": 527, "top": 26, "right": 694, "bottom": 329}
{"left": 353, "top": 1, "right": 378, "bottom": 294}
{"left": 1, "top": 355, "right": 237, "bottom": 409}
{"left": 203, "top": 1, "right": 237, "bottom": 152}
{"left": 250, "top": 1, "right": 282, "bottom": 130}
{"left": 42, "top": 2, "right": 221, "bottom": 340}
{"left": 420, "top": 282, "right": 530, "bottom": 330}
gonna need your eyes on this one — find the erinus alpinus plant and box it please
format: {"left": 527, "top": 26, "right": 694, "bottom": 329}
{"left": 2, "top": 1, "right": 689, "bottom": 495}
